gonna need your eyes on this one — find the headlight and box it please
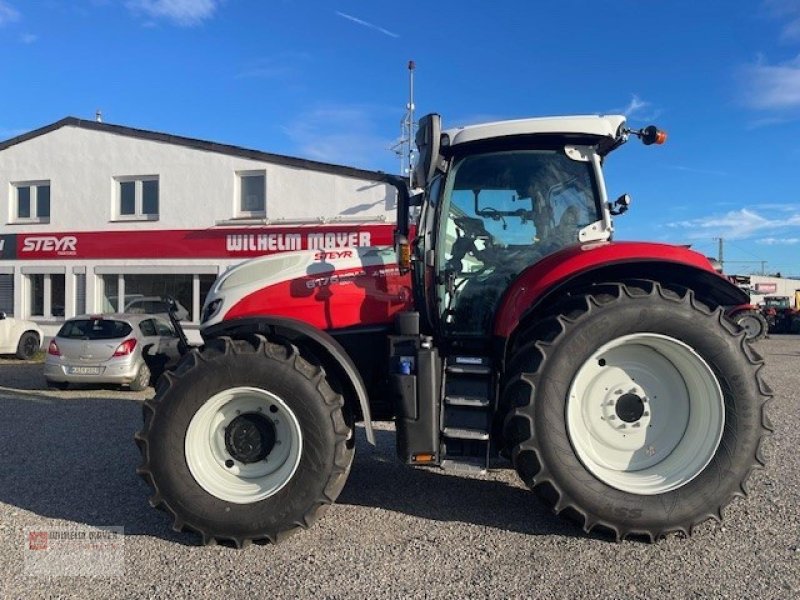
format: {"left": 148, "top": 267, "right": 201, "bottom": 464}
{"left": 202, "top": 299, "right": 223, "bottom": 323}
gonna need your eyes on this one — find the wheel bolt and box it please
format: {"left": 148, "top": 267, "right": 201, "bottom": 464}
{"left": 225, "top": 459, "right": 234, "bottom": 468}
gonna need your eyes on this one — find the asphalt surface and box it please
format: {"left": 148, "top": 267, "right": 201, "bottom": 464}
{"left": 0, "top": 337, "right": 798, "bottom": 599}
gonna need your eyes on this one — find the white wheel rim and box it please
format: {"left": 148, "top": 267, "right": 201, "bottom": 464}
{"left": 737, "top": 315, "right": 761, "bottom": 337}
{"left": 185, "top": 386, "right": 303, "bottom": 504}
{"left": 566, "top": 333, "right": 724, "bottom": 495}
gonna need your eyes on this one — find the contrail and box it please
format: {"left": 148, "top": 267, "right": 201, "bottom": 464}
{"left": 335, "top": 11, "right": 399, "bottom": 38}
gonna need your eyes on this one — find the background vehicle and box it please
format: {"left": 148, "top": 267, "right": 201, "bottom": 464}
{"left": 761, "top": 296, "right": 800, "bottom": 334}
{"left": 45, "top": 314, "right": 184, "bottom": 390}
{"left": 0, "top": 312, "right": 42, "bottom": 359}
{"left": 137, "top": 113, "right": 771, "bottom": 546}
{"left": 125, "top": 296, "right": 190, "bottom": 321}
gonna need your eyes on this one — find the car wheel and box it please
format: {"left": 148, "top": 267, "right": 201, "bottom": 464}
{"left": 130, "top": 363, "right": 152, "bottom": 392}
{"left": 16, "top": 331, "right": 39, "bottom": 360}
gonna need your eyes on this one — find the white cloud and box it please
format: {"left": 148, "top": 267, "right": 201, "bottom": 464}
{"left": 335, "top": 11, "right": 399, "bottom": 38}
{"left": 282, "top": 105, "right": 396, "bottom": 170}
{"left": 0, "top": 1, "right": 20, "bottom": 25}
{"left": 763, "top": 0, "right": 800, "bottom": 41}
{"left": 757, "top": 237, "right": 800, "bottom": 245}
{"left": 609, "top": 94, "right": 660, "bottom": 121}
{"left": 668, "top": 207, "right": 800, "bottom": 239}
{"left": 126, "top": 0, "right": 221, "bottom": 27}
{"left": 20, "top": 32, "right": 37, "bottom": 44}
{"left": 742, "top": 55, "right": 800, "bottom": 109}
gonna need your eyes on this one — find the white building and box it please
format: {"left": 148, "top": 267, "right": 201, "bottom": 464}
{"left": 744, "top": 275, "right": 800, "bottom": 307}
{"left": 0, "top": 117, "right": 397, "bottom": 338}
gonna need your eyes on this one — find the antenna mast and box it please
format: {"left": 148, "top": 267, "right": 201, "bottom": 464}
{"left": 393, "top": 60, "right": 416, "bottom": 185}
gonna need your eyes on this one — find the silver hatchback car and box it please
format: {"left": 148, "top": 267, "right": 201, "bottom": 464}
{"left": 44, "top": 314, "right": 183, "bottom": 390}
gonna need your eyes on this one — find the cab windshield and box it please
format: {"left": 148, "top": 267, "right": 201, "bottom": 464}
{"left": 437, "top": 149, "right": 600, "bottom": 335}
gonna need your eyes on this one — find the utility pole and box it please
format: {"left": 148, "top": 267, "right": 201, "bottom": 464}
{"left": 760, "top": 261, "right": 767, "bottom": 275}
{"left": 714, "top": 237, "right": 724, "bottom": 272}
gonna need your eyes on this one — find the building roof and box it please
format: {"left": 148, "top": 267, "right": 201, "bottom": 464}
{"left": 0, "top": 116, "right": 391, "bottom": 182}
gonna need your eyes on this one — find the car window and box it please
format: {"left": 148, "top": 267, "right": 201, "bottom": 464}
{"left": 58, "top": 319, "right": 133, "bottom": 340}
{"left": 139, "top": 319, "right": 157, "bottom": 337}
{"left": 154, "top": 318, "right": 175, "bottom": 337}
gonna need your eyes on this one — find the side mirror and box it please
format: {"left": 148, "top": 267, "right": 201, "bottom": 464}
{"left": 413, "top": 113, "right": 442, "bottom": 189}
{"left": 609, "top": 194, "right": 632, "bottom": 216}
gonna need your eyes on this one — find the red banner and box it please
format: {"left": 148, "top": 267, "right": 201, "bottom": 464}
{"left": 8, "top": 224, "right": 396, "bottom": 260}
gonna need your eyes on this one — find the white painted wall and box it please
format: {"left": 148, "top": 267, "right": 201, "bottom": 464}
{"left": 0, "top": 125, "right": 395, "bottom": 232}
{"left": 748, "top": 275, "right": 800, "bottom": 307}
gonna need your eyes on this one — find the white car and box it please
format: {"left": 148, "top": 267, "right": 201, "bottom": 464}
{"left": 0, "top": 312, "right": 43, "bottom": 359}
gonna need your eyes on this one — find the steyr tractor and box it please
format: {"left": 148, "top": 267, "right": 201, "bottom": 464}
{"left": 136, "top": 114, "right": 771, "bottom": 546}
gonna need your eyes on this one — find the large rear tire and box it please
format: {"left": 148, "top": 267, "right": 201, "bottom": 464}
{"left": 503, "top": 281, "right": 772, "bottom": 541}
{"left": 135, "top": 335, "right": 354, "bottom": 547}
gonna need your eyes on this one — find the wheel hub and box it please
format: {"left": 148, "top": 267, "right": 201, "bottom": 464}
{"left": 184, "top": 387, "right": 303, "bottom": 504}
{"left": 567, "top": 333, "right": 725, "bottom": 495}
{"left": 224, "top": 413, "right": 276, "bottom": 464}
{"left": 615, "top": 393, "right": 645, "bottom": 423}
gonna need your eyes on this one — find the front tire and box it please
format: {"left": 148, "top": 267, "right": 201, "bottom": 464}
{"left": 135, "top": 335, "right": 354, "bottom": 547}
{"left": 503, "top": 281, "right": 772, "bottom": 541}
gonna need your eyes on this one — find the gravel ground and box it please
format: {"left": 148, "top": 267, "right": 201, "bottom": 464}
{"left": 0, "top": 337, "right": 798, "bottom": 599}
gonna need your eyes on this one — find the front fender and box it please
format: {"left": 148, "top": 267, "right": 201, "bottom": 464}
{"left": 493, "top": 241, "right": 747, "bottom": 339}
{"left": 202, "top": 316, "right": 375, "bottom": 445}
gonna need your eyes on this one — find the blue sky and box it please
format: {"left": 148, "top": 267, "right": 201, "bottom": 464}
{"left": 1, "top": 0, "right": 799, "bottom": 274}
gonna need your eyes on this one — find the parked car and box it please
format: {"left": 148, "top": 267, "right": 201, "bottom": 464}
{"left": 125, "top": 296, "right": 190, "bottom": 321}
{"left": 0, "top": 312, "right": 43, "bottom": 359}
{"left": 44, "top": 314, "right": 184, "bottom": 390}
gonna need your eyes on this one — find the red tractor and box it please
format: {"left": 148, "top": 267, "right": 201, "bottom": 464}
{"left": 136, "top": 114, "right": 771, "bottom": 546}
{"left": 761, "top": 296, "right": 800, "bottom": 334}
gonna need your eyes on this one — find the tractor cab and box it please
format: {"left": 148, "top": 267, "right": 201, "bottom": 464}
{"left": 763, "top": 296, "right": 791, "bottom": 310}
{"left": 407, "top": 113, "right": 634, "bottom": 339}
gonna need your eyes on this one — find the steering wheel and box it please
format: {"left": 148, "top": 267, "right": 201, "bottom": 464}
{"left": 454, "top": 215, "right": 491, "bottom": 239}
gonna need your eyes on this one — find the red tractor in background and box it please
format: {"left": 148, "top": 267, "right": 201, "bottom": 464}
{"left": 136, "top": 113, "right": 771, "bottom": 546}
{"left": 761, "top": 296, "right": 800, "bottom": 334}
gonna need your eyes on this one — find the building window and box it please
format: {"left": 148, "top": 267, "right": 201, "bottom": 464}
{"left": 99, "top": 273, "right": 217, "bottom": 322}
{"left": 114, "top": 176, "right": 159, "bottom": 220}
{"left": 27, "top": 273, "right": 65, "bottom": 318}
{"left": 75, "top": 273, "right": 86, "bottom": 316}
{"left": 236, "top": 171, "right": 266, "bottom": 218}
{"left": 0, "top": 274, "right": 13, "bottom": 316}
{"left": 12, "top": 181, "right": 50, "bottom": 223}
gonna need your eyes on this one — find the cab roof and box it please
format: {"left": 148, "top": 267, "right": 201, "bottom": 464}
{"left": 443, "top": 115, "right": 626, "bottom": 147}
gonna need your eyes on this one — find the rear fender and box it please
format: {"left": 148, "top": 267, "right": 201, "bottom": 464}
{"left": 202, "top": 316, "right": 375, "bottom": 445}
{"left": 494, "top": 242, "right": 748, "bottom": 354}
